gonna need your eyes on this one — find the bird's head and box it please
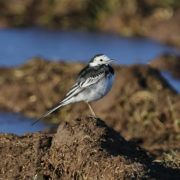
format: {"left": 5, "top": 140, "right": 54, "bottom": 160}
{"left": 89, "top": 54, "right": 116, "bottom": 67}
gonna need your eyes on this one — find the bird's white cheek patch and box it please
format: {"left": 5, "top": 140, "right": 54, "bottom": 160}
{"left": 89, "top": 62, "right": 97, "bottom": 67}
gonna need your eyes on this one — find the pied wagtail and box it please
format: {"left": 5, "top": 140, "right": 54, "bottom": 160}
{"left": 32, "top": 54, "right": 116, "bottom": 125}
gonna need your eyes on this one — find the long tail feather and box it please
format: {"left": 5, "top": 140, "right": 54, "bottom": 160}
{"left": 32, "top": 103, "right": 63, "bottom": 125}
{"left": 32, "top": 84, "right": 84, "bottom": 125}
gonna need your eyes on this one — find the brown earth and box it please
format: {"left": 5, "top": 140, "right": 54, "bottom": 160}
{"left": 0, "top": 57, "right": 180, "bottom": 172}
{"left": 0, "top": 117, "right": 180, "bottom": 179}
{"left": 149, "top": 53, "right": 180, "bottom": 79}
{"left": 147, "top": 10, "right": 180, "bottom": 47}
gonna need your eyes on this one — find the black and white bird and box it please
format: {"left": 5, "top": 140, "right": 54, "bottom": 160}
{"left": 32, "top": 54, "right": 116, "bottom": 125}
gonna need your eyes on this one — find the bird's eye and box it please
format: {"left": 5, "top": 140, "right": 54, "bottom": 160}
{"left": 100, "top": 59, "right": 103, "bottom": 61}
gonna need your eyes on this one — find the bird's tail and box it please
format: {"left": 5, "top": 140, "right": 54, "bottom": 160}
{"left": 32, "top": 103, "right": 64, "bottom": 125}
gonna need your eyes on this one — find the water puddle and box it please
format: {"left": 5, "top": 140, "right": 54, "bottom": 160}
{"left": 0, "top": 112, "right": 53, "bottom": 135}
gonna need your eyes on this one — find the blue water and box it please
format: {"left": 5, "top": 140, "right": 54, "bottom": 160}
{"left": 0, "top": 27, "right": 180, "bottom": 134}
{"left": 161, "top": 71, "right": 180, "bottom": 92}
{"left": 0, "top": 112, "right": 53, "bottom": 135}
{"left": 0, "top": 28, "right": 178, "bottom": 67}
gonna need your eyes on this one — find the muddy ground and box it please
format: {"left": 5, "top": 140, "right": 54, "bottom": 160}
{"left": 0, "top": 117, "right": 180, "bottom": 179}
{"left": 0, "top": 57, "right": 180, "bottom": 179}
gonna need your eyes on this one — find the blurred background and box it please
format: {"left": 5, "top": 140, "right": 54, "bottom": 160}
{"left": 0, "top": 0, "right": 180, "bottom": 171}
{"left": 1, "top": 0, "right": 180, "bottom": 65}
{"left": 0, "top": 0, "right": 180, "bottom": 135}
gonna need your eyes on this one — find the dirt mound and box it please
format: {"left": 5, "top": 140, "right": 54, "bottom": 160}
{"left": 0, "top": 117, "right": 180, "bottom": 179}
{"left": 50, "top": 117, "right": 148, "bottom": 179}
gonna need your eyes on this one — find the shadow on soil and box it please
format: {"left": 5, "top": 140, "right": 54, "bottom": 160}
{"left": 97, "top": 118, "right": 180, "bottom": 180}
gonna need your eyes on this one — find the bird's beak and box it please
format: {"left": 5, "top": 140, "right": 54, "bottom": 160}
{"left": 108, "top": 59, "right": 116, "bottom": 63}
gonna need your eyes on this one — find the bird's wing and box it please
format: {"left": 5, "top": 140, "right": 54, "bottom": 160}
{"left": 65, "top": 83, "right": 79, "bottom": 97}
{"left": 75, "top": 64, "right": 106, "bottom": 87}
{"left": 79, "top": 73, "right": 104, "bottom": 88}
{"left": 60, "top": 84, "right": 85, "bottom": 104}
{"left": 61, "top": 73, "right": 105, "bottom": 103}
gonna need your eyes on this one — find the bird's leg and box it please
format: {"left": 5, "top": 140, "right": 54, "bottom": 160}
{"left": 86, "top": 102, "right": 97, "bottom": 117}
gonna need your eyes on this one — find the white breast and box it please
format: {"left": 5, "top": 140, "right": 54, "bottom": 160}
{"left": 85, "top": 74, "right": 114, "bottom": 102}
